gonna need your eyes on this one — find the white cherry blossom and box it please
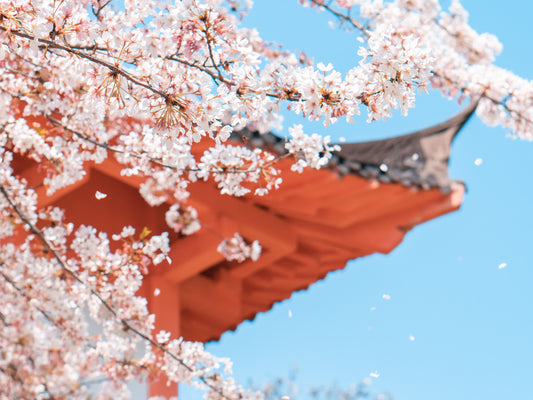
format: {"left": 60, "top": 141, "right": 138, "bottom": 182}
{"left": 0, "top": 0, "right": 532, "bottom": 398}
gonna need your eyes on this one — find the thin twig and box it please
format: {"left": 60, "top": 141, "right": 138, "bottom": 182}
{"left": 309, "top": 0, "right": 369, "bottom": 35}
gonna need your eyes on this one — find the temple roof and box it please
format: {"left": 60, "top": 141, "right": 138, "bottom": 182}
{"left": 159, "top": 103, "right": 477, "bottom": 342}
{"left": 11, "top": 102, "right": 477, "bottom": 346}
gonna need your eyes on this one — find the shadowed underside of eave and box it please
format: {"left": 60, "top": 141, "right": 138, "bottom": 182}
{"left": 174, "top": 170, "right": 465, "bottom": 342}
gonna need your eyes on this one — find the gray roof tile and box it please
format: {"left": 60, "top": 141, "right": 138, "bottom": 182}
{"left": 232, "top": 101, "right": 478, "bottom": 191}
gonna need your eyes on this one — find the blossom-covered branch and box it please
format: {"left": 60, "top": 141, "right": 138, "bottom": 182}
{"left": 305, "top": 0, "right": 533, "bottom": 136}
{"left": 0, "top": 183, "right": 250, "bottom": 400}
{"left": 1, "top": 0, "right": 533, "bottom": 398}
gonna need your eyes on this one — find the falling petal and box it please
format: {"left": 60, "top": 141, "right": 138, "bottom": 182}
{"left": 288, "top": 310, "right": 293, "bottom": 318}
{"left": 370, "top": 307, "right": 376, "bottom": 311}
{"left": 154, "top": 288, "right": 161, "bottom": 296}
{"left": 95, "top": 190, "right": 107, "bottom": 200}
{"left": 474, "top": 158, "right": 483, "bottom": 166}
{"left": 498, "top": 262, "right": 507, "bottom": 269}
{"left": 370, "top": 371, "right": 380, "bottom": 378}
{"left": 409, "top": 335, "right": 415, "bottom": 341}
{"left": 382, "top": 294, "right": 391, "bottom": 300}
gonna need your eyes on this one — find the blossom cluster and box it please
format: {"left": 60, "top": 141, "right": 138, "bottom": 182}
{"left": 308, "top": 0, "right": 533, "bottom": 137}
{"left": 198, "top": 144, "right": 282, "bottom": 196}
{"left": 165, "top": 203, "right": 201, "bottom": 236}
{"left": 217, "top": 233, "right": 262, "bottom": 263}
{"left": 285, "top": 124, "right": 340, "bottom": 173}
{"left": 0, "top": 0, "right": 532, "bottom": 398}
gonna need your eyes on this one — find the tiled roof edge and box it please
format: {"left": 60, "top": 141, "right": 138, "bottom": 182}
{"left": 232, "top": 101, "right": 478, "bottom": 191}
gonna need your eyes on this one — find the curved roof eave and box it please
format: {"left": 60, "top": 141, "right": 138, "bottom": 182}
{"left": 233, "top": 100, "right": 478, "bottom": 192}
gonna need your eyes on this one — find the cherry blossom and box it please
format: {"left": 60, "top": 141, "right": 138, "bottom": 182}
{"left": 0, "top": 0, "right": 532, "bottom": 399}
{"left": 217, "top": 233, "right": 262, "bottom": 263}
{"left": 165, "top": 203, "right": 201, "bottom": 236}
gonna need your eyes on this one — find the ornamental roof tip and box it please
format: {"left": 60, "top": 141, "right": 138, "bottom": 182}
{"left": 233, "top": 100, "right": 478, "bottom": 192}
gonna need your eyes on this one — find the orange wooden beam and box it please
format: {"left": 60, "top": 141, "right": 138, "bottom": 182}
{"left": 189, "top": 182, "right": 298, "bottom": 248}
{"left": 180, "top": 274, "right": 242, "bottom": 341}
{"left": 145, "top": 276, "right": 180, "bottom": 398}
{"left": 163, "top": 228, "right": 226, "bottom": 283}
{"left": 288, "top": 216, "right": 406, "bottom": 254}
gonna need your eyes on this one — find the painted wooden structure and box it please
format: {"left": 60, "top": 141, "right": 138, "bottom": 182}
{"left": 10, "top": 103, "right": 476, "bottom": 397}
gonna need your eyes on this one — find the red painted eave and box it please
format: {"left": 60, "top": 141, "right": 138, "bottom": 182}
{"left": 172, "top": 161, "right": 465, "bottom": 342}
{"left": 12, "top": 147, "right": 465, "bottom": 343}
{"left": 10, "top": 140, "right": 464, "bottom": 347}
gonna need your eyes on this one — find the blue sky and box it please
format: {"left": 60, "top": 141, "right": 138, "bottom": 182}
{"left": 183, "top": 1, "right": 533, "bottom": 399}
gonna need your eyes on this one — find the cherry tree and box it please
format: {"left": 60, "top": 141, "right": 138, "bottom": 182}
{"left": 0, "top": 0, "right": 532, "bottom": 399}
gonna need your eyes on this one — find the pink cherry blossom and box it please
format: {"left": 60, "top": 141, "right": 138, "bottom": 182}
{"left": 0, "top": 0, "right": 532, "bottom": 398}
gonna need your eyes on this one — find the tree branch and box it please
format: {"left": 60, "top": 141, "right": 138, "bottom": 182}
{"left": 0, "top": 184, "right": 240, "bottom": 400}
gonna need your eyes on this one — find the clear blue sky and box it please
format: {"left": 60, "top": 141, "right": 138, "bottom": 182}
{"left": 183, "top": 1, "right": 533, "bottom": 399}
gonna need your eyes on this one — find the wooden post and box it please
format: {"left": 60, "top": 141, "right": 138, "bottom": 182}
{"left": 145, "top": 275, "right": 180, "bottom": 398}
